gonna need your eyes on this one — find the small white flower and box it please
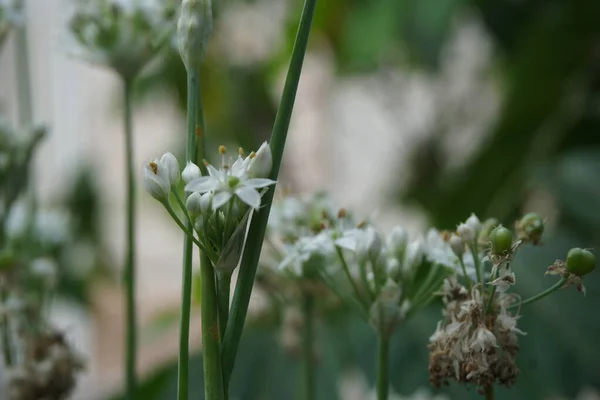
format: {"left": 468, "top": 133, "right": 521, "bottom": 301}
{"left": 470, "top": 325, "right": 497, "bottom": 352}
{"left": 387, "top": 226, "right": 408, "bottom": 258}
{"left": 335, "top": 227, "right": 382, "bottom": 263}
{"left": 449, "top": 234, "right": 464, "bottom": 257}
{"left": 404, "top": 238, "right": 424, "bottom": 273}
{"left": 457, "top": 223, "right": 475, "bottom": 242}
{"left": 465, "top": 213, "right": 481, "bottom": 234}
{"left": 184, "top": 154, "right": 276, "bottom": 210}
{"left": 142, "top": 159, "right": 170, "bottom": 201}
{"left": 182, "top": 161, "right": 202, "bottom": 184}
{"left": 488, "top": 268, "right": 516, "bottom": 293}
{"left": 496, "top": 311, "right": 526, "bottom": 336}
{"left": 160, "top": 152, "right": 180, "bottom": 187}
{"left": 247, "top": 141, "right": 273, "bottom": 179}
{"left": 279, "top": 232, "right": 334, "bottom": 277}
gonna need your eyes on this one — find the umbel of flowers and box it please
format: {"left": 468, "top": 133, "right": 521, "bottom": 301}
{"left": 427, "top": 213, "right": 595, "bottom": 396}
{"left": 142, "top": 143, "right": 275, "bottom": 271}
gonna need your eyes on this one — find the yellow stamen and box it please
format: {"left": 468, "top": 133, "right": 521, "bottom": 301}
{"left": 219, "top": 145, "right": 226, "bottom": 155}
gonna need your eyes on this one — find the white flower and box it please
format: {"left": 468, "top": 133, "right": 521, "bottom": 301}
{"left": 184, "top": 154, "right": 276, "bottom": 210}
{"left": 335, "top": 227, "right": 382, "bottom": 263}
{"left": 488, "top": 268, "right": 515, "bottom": 292}
{"left": 465, "top": 213, "right": 481, "bottom": 233}
{"left": 404, "top": 238, "right": 424, "bottom": 273}
{"left": 182, "top": 161, "right": 201, "bottom": 184}
{"left": 160, "top": 152, "right": 180, "bottom": 187}
{"left": 178, "top": 0, "right": 213, "bottom": 70}
{"left": 423, "top": 229, "right": 477, "bottom": 279}
{"left": 470, "top": 325, "right": 497, "bottom": 352}
{"left": 247, "top": 141, "right": 273, "bottom": 179}
{"left": 496, "top": 311, "right": 526, "bottom": 336}
{"left": 142, "top": 159, "right": 170, "bottom": 201}
{"left": 449, "top": 234, "right": 464, "bottom": 257}
{"left": 279, "top": 232, "right": 334, "bottom": 277}
{"left": 387, "top": 226, "right": 408, "bottom": 258}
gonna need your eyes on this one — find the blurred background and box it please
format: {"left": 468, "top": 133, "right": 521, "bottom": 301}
{"left": 1, "top": 0, "right": 600, "bottom": 399}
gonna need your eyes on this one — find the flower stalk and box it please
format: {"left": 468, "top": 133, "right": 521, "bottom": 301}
{"left": 221, "top": 0, "right": 318, "bottom": 384}
{"left": 376, "top": 333, "right": 390, "bottom": 400}
{"left": 122, "top": 77, "right": 137, "bottom": 400}
{"left": 302, "top": 291, "right": 315, "bottom": 400}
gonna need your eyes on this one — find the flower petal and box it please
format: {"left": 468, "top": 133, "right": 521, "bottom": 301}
{"left": 244, "top": 178, "right": 276, "bottom": 189}
{"left": 185, "top": 176, "right": 218, "bottom": 193}
{"left": 212, "top": 191, "right": 232, "bottom": 210}
{"left": 235, "top": 186, "right": 261, "bottom": 209}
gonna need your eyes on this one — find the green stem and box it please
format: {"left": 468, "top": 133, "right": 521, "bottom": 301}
{"left": 376, "top": 334, "right": 390, "bottom": 400}
{"left": 458, "top": 257, "right": 473, "bottom": 292}
{"left": 508, "top": 276, "right": 568, "bottom": 310}
{"left": 0, "top": 288, "right": 13, "bottom": 367}
{"left": 484, "top": 384, "right": 494, "bottom": 400}
{"left": 16, "top": 18, "right": 32, "bottom": 128}
{"left": 163, "top": 202, "right": 213, "bottom": 257}
{"left": 200, "top": 253, "right": 224, "bottom": 400}
{"left": 221, "top": 0, "right": 318, "bottom": 385}
{"left": 177, "top": 67, "right": 199, "bottom": 400}
{"left": 302, "top": 291, "right": 315, "bottom": 400}
{"left": 122, "top": 77, "right": 137, "bottom": 400}
{"left": 335, "top": 246, "right": 368, "bottom": 310}
{"left": 217, "top": 272, "right": 231, "bottom": 340}
{"left": 470, "top": 242, "right": 483, "bottom": 289}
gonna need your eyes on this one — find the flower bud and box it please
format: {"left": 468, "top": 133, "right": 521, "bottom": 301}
{"left": 565, "top": 248, "right": 596, "bottom": 276}
{"left": 247, "top": 141, "right": 273, "bottom": 179}
{"left": 517, "top": 212, "right": 544, "bottom": 244}
{"left": 404, "top": 239, "right": 424, "bottom": 274}
{"left": 160, "top": 152, "right": 180, "bottom": 188}
{"left": 200, "top": 192, "right": 213, "bottom": 214}
{"left": 489, "top": 225, "right": 512, "bottom": 255}
{"left": 387, "top": 226, "right": 408, "bottom": 258}
{"left": 457, "top": 223, "right": 475, "bottom": 242}
{"left": 369, "top": 279, "right": 403, "bottom": 337}
{"left": 142, "top": 160, "right": 170, "bottom": 201}
{"left": 178, "top": 0, "right": 213, "bottom": 70}
{"left": 449, "top": 234, "right": 464, "bottom": 257}
{"left": 386, "top": 258, "right": 401, "bottom": 281}
{"left": 182, "top": 161, "right": 201, "bottom": 184}
{"left": 465, "top": 214, "right": 481, "bottom": 234}
{"left": 186, "top": 192, "right": 203, "bottom": 216}
{"left": 361, "top": 227, "right": 382, "bottom": 263}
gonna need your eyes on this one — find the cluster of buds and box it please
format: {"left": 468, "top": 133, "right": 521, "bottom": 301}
{"left": 0, "top": 0, "right": 22, "bottom": 49}
{"left": 427, "top": 213, "right": 595, "bottom": 394}
{"left": 177, "top": 0, "right": 212, "bottom": 71}
{"left": 142, "top": 142, "right": 275, "bottom": 272}
{"left": 68, "top": 0, "right": 178, "bottom": 79}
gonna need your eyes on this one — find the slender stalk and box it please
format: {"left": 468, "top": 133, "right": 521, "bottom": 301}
{"left": 302, "top": 291, "right": 315, "bottom": 400}
{"left": 177, "top": 68, "right": 199, "bottom": 400}
{"left": 163, "top": 202, "right": 213, "bottom": 258}
{"left": 200, "top": 253, "right": 224, "bottom": 400}
{"left": 15, "top": 15, "right": 33, "bottom": 128}
{"left": 484, "top": 384, "right": 494, "bottom": 400}
{"left": 458, "top": 257, "right": 473, "bottom": 291}
{"left": 335, "top": 246, "right": 368, "bottom": 309}
{"left": 376, "top": 334, "right": 390, "bottom": 400}
{"left": 122, "top": 78, "right": 137, "bottom": 400}
{"left": 221, "top": 0, "right": 318, "bottom": 384}
{"left": 470, "top": 242, "right": 483, "bottom": 289}
{"left": 216, "top": 272, "right": 231, "bottom": 340}
{"left": 508, "top": 276, "right": 568, "bottom": 310}
{"left": 0, "top": 288, "right": 13, "bottom": 367}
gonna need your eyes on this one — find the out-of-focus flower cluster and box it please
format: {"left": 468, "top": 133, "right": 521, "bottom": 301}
{"left": 0, "top": 0, "right": 21, "bottom": 49}
{"left": 68, "top": 0, "right": 177, "bottom": 78}
{"left": 142, "top": 142, "right": 275, "bottom": 272}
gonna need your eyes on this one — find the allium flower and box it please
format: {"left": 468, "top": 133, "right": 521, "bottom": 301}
{"left": 335, "top": 227, "right": 382, "bottom": 263}
{"left": 182, "top": 161, "right": 201, "bottom": 184}
{"left": 247, "top": 141, "right": 272, "bottom": 179}
{"left": 178, "top": 0, "right": 212, "bottom": 70}
{"left": 68, "top": 0, "right": 177, "bottom": 78}
{"left": 142, "top": 155, "right": 175, "bottom": 201}
{"left": 279, "top": 232, "right": 335, "bottom": 277}
{"left": 185, "top": 146, "right": 276, "bottom": 210}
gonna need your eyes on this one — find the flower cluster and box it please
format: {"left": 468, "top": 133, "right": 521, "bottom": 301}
{"left": 142, "top": 142, "right": 275, "bottom": 272}
{"left": 427, "top": 213, "right": 595, "bottom": 394}
{"left": 68, "top": 0, "right": 177, "bottom": 78}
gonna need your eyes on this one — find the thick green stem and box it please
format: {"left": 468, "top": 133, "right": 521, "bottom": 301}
{"left": 200, "top": 254, "right": 224, "bottom": 400}
{"left": 376, "top": 334, "right": 390, "bottom": 400}
{"left": 484, "top": 384, "right": 494, "bottom": 400}
{"left": 217, "top": 272, "right": 231, "bottom": 340}
{"left": 177, "top": 68, "right": 199, "bottom": 400}
{"left": 221, "top": 0, "right": 318, "bottom": 384}
{"left": 122, "top": 78, "right": 137, "bottom": 400}
{"left": 508, "top": 276, "right": 568, "bottom": 310}
{"left": 302, "top": 291, "right": 315, "bottom": 400}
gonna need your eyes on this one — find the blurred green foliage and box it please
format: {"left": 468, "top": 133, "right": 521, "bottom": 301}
{"left": 118, "top": 0, "right": 600, "bottom": 398}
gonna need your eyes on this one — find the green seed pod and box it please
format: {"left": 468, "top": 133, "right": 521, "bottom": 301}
{"left": 517, "top": 212, "right": 544, "bottom": 244}
{"left": 489, "top": 225, "right": 512, "bottom": 255}
{"left": 565, "top": 248, "right": 596, "bottom": 276}
{"left": 178, "top": 0, "right": 212, "bottom": 70}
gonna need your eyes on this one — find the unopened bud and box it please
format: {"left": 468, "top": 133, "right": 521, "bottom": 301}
{"left": 177, "top": 0, "right": 213, "bottom": 70}
{"left": 186, "top": 192, "right": 203, "bottom": 216}
{"left": 247, "top": 141, "right": 273, "bottom": 179}
{"left": 182, "top": 162, "right": 202, "bottom": 184}
{"left": 449, "top": 234, "right": 464, "bottom": 257}
{"left": 565, "top": 248, "right": 596, "bottom": 276}
{"left": 387, "top": 226, "right": 408, "bottom": 259}
{"left": 160, "top": 152, "right": 180, "bottom": 188}
{"left": 142, "top": 160, "right": 170, "bottom": 201}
